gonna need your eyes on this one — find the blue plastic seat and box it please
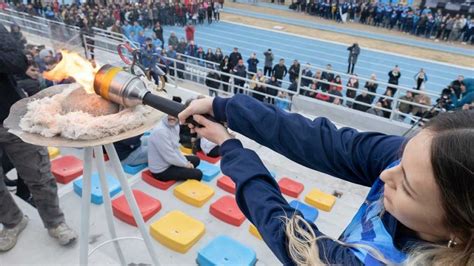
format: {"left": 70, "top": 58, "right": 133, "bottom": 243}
{"left": 197, "top": 235, "right": 257, "bottom": 266}
{"left": 73, "top": 173, "right": 122, "bottom": 205}
{"left": 289, "top": 200, "right": 319, "bottom": 222}
{"left": 197, "top": 161, "right": 221, "bottom": 182}
{"left": 122, "top": 163, "right": 148, "bottom": 175}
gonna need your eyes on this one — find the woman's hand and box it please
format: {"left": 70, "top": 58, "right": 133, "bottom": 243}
{"left": 192, "top": 115, "right": 232, "bottom": 145}
{"left": 178, "top": 97, "right": 214, "bottom": 125}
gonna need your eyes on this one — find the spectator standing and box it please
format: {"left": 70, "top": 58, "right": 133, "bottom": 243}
{"left": 347, "top": 42, "right": 360, "bottom": 74}
{"left": 184, "top": 22, "right": 195, "bottom": 42}
{"left": 153, "top": 22, "right": 164, "bottom": 49}
{"left": 0, "top": 22, "right": 77, "bottom": 252}
{"left": 206, "top": 3, "right": 213, "bottom": 24}
{"left": 288, "top": 59, "right": 300, "bottom": 83}
{"left": 321, "top": 64, "right": 334, "bottom": 92}
{"left": 250, "top": 70, "right": 267, "bottom": 102}
{"left": 246, "top": 53, "right": 259, "bottom": 78}
{"left": 397, "top": 91, "right": 414, "bottom": 121}
{"left": 272, "top": 59, "right": 288, "bottom": 81}
{"left": 206, "top": 69, "right": 221, "bottom": 97}
{"left": 379, "top": 89, "right": 394, "bottom": 118}
{"left": 301, "top": 63, "right": 313, "bottom": 88}
{"left": 345, "top": 75, "right": 359, "bottom": 107}
{"left": 263, "top": 49, "right": 274, "bottom": 77}
{"left": 229, "top": 47, "right": 242, "bottom": 69}
{"left": 364, "top": 73, "right": 378, "bottom": 103}
{"left": 214, "top": 48, "right": 223, "bottom": 64}
{"left": 205, "top": 48, "right": 215, "bottom": 68}
{"left": 219, "top": 56, "right": 231, "bottom": 92}
{"left": 168, "top": 32, "right": 179, "bottom": 49}
{"left": 214, "top": 2, "right": 221, "bottom": 21}
{"left": 387, "top": 65, "right": 401, "bottom": 95}
{"left": 176, "top": 37, "right": 187, "bottom": 54}
{"left": 414, "top": 68, "right": 428, "bottom": 91}
{"left": 232, "top": 59, "right": 247, "bottom": 94}
{"left": 266, "top": 75, "right": 281, "bottom": 104}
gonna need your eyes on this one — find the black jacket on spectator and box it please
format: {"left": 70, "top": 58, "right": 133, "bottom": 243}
{"left": 352, "top": 94, "right": 372, "bottom": 112}
{"left": 113, "top": 135, "right": 143, "bottom": 161}
{"left": 205, "top": 71, "right": 221, "bottom": 90}
{"left": 272, "top": 64, "right": 288, "bottom": 80}
{"left": 229, "top": 51, "right": 242, "bottom": 68}
{"left": 450, "top": 80, "right": 464, "bottom": 99}
{"left": 0, "top": 23, "right": 28, "bottom": 123}
{"left": 247, "top": 58, "right": 259, "bottom": 74}
{"left": 288, "top": 64, "right": 300, "bottom": 82}
{"left": 321, "top": 71, "right": 334, "bottom": 91}
{"left": 364, "top": 81, "right": 378, "bottom": 102}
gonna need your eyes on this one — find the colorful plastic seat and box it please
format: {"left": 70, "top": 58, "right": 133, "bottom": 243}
{"left": 248, "top": 224, "right": 262, "bottom": 240}
{"left": 141, "top": 170, "right": 176, "bottom": 190}
{"left": 196, "top": 151, "right": 221, "bottom": 164}
{"left": 289, "top": 200, "right": 319, "bottom": 222}
{"left": 149, "top": 210, "right": 205, "bottom": 253}
{"left": 73, "top": 173, "right": 121, "bottom": 205}
{"left": 197, "top": 161, "right": 220, "bottom": 182}
{"left": 47, "top": 147, "right": 60, "bottom": 159}
{"left": 278, "top": 177, "right": 304, "bottom": 198}
{"left": 112, "top": 189, "right": 161, "bottom": 226}
{"left": 217, "top": 176, "right": 236, "bottom": 194}
{"left": 51, "top": 155, "right": 84, "bottom": 184}
{"left": 209, "top": 195, "right": 245, "bottom": 226}
{"left": 174, "top": 180, "right": 215, "bottom": 207}
{"left": 197, "top": 235, "right": 257, "bottom": 266}
{"left": 180, "top": 145, "right": 193, "bottom": 155}
{"left": 122, "top": 163, "right": 148, "bottom": 175}
{"left": 305, "top": 189, "right": 336, "bottom": 212}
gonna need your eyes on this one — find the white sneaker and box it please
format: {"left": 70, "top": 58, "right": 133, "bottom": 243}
{"left": 0, "top": 215, "right": 29, "bottom": 252}
{"left": 48, "top": 222, "right": 77, "bottom": 246}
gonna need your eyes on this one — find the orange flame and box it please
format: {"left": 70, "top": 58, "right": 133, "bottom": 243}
{"left": 43, "top": 50, "right": 99, "bottom": 93}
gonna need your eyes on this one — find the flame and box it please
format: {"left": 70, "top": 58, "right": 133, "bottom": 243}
{"left": 43, "top": 50, "right": 100, "bottom": 93}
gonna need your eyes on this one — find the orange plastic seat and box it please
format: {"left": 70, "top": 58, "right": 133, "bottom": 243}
{"left": 196, "top": 151, "right": 221, "bottom": 164}
{"left": 278, "top": 177, "right": 304, "bottom": 198}
{"left": 209, "top": 195, "right": 245, "bottom": 226}
{"left": 141, "top": 170, "right": 176, "bottom": 190}
{"left": 112, "top": 189, "right": 161, "bottom": 226}
{"left": 217, "top": 176, "right": 236, "bottom": 194}
{"left": 51, "top": 155, "right": 83, "bottom": 184}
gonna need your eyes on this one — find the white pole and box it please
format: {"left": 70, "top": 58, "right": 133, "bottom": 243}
{"left": 79, "top": 147, "right": 93, "bottom": 266}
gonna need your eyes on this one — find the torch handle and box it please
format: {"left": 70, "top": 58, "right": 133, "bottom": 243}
{"left": 142, "top": 92, "right": 218, "bottom": 127}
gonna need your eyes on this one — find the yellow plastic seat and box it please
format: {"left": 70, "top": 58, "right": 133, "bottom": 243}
{"left": 149, "top": 210, "right": 205, "bottom": 253}
{"left": 48, "top": 147, "right": 60, "bottom": 159}
{"left": 304, "top": 189, "right": 336, "bottom": 212}
{"left": 173, "top": 180, "right": 215, "bottom": 207}
{"left": 249, "top": 224, "right": 262, "bottom": 240}
{"left": 179, "top": 145, "right": 193, "bottom": 155}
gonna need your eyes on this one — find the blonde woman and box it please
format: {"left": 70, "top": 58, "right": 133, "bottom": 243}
{"left": 179, "top": 95, "right": 474, "bottom": 266}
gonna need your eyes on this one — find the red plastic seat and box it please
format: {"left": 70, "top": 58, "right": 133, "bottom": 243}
{"left": 142, "top": 170, "right": 176, "bottom": 190}
{"left": 112, "top": 189, "right": 161, "bottom": 226}
{"left": 196, "top": 151, "right": 221, "bottom": 164}
{"left": 217, "top": 176, "right": 236, "bottom": 194}
{"left": 209, "top": 195, "right": 245, "bottom": 226}
{"left": 278, "top": 177, "right": 304, "bottom": 198}
{"left": 51, "top": 155, "right": 84, "bottom": 184}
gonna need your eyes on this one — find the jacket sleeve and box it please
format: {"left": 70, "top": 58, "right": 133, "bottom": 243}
{"left": 0, "top": 26, "right": 28, "bottom": 74}
{"left": 213, "top": 95, "right": 405, "bottom": 186}
{"left": 220, "top": 139, "right": 364, "bottom": 266}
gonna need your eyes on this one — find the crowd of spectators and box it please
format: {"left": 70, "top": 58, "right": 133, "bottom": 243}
{"left": 4, "top": 0, "right": 471, "bottom": 122}
{"left": 290, "top": 1, "right": 474, "bottom": 44}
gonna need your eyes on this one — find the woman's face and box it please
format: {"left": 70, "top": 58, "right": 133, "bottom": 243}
{"left": 380, "top": 130, "right": 449, "bottom": 242}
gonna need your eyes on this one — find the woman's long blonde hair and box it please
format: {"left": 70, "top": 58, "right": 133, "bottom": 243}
{"left": 284, "top": 111, "right": 474, "bottom": 266}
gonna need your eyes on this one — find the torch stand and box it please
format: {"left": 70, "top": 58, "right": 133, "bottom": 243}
{"left": 4, "top": 84, "right": 166, "bottom": 266}
{"left": 79, "top": 144, "right": 160, "bottom": 266}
